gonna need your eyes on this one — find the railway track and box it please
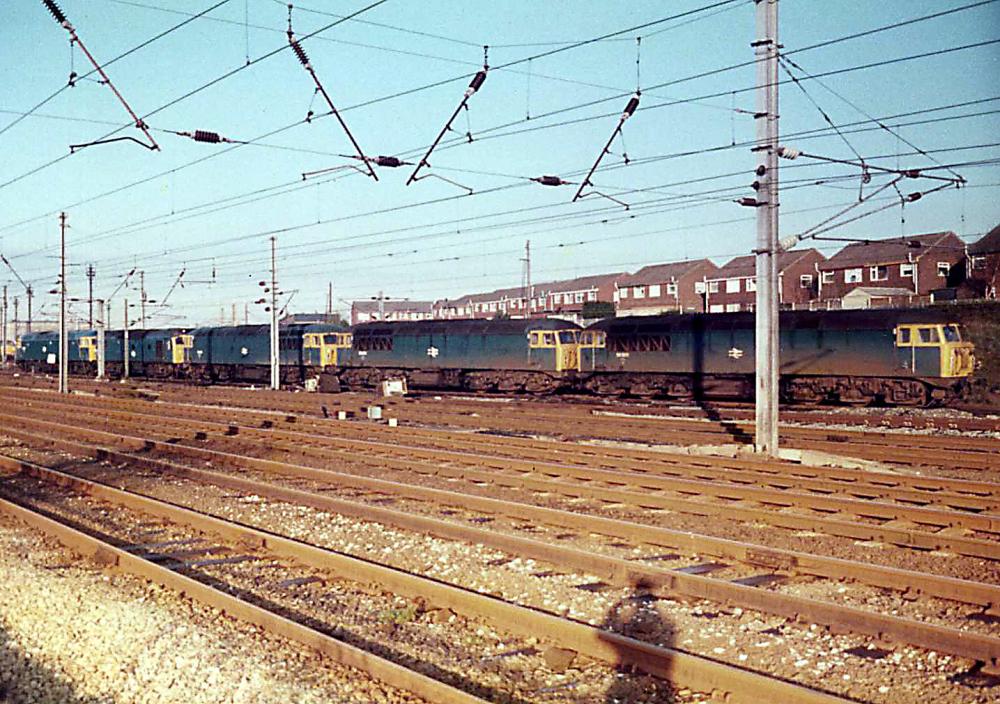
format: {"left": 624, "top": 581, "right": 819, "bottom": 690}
{"left": 4, "top": 371, "right": 999, "bottom": 436}
{"left": 0, "top": 451, "right": 857, "bottom": 703}
{"left": 15, "top": 375, "right": 992, "bottom": 471}
{"left": 2, "top": 390, "right": 997, "bottom": 561}
{"left": 0, "top": 388, "right": 998, "bottom": 695}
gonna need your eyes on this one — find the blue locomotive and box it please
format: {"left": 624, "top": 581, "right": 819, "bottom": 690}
{"left": 339, "top": 318, "right": 582, "bottom": 393}
{"left": 188, "top": 324, "right": 350, "bottom": 384}
{"left": 15, "top": 323, "right": 350, "bottom": 385}
{"left": 13, "top": 309, "right": 975, "bottom": 405}
{"left": 580, "top": 308, "right": 975, "bottom": 405}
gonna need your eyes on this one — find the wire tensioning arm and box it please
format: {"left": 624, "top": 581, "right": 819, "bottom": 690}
{"left": 42, "top": 0, "right": 160, "bottom": 152}
{"left": 406, "top": 70, "right": 487, "bottom": 186}
{"left": 572, "top": 93, "right": 640, "bottom": 202}
{"left": 287, "top": 21, "right": 377, "bottom": 181}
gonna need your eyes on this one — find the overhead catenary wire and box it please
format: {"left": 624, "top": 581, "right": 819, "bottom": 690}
{"left": 61, "top": 148, "right": 1000, "bottom": 283}
{"left": 12, "top": 96, "right": 999, "bottom": 271}
{"left": 3, "top": 3, "right": 994, "bottom": 221}
{"left": 0, "top": 0, "right": 390, "bottom": 192}
{"left": 7, "top": 2, "right": 1000, "bottom": 314}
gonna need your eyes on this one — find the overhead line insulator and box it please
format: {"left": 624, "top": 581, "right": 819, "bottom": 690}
{"left": 194, "top": 130, "right": 222, "bottom": 143}
{"left": 532, "top": 175, "right": 571, "bottom": 187}
{"left": 289, "top": 37, "right": 311, "bottom": 69}
{"left": 42, "top": 0, "right": 69, "bottom": 26}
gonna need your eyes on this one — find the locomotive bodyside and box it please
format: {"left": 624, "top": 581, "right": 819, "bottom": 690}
{"left": 583, "top": 309, "right": 974, "bottom": 405}
{"left": 340, "top": 318, "right": 582, "bottom": 392}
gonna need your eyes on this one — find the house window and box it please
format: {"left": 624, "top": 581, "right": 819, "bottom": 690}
{"left": 725, "top": 279, "right": 740, "bottom": 293}
{"left": 708, "top": 281, "right": 719, "bottom": 293}
{"left": 870, "top": 265, "right": 888, "bottom": 281}
{"left": 619, "top": 288, "right": 628, "bottom": 299}
{"left": 970, "top": 255, "right": 986, "bottom": 270}
{"left": 745, "top": 277, "right": 756, "bottom": 292}
{"left": 649, "top": 284, "right": 661, "bottom": 298}
{"left": 800, "top": 274, "right": 813, "bottom": 288}
{"left": 666, "top": 283, "right": 677, "bottom": 296}
{"left": 571, "top": 292, "right": 581, "bottom": 303}
{"left": 633, "top": 286, "right": 646, "bottom": 299}
{"left": 937, "top": 262, "right": 950, "bottom": 277}
{"left": 844, "top": 268, "right": 863, "bottom": 284}
{"left": 821, "top": 271, "right": 834, "bottom": 284}
{"left": 708, "top": 304, "right": 724, "bottom": 313}
{"left": 900, "top": 263, "right": 914, "bottom": 277}
{"left": 587, "top": 290, "right": 597, "bottom": 301}
{"left": 725, "top": 303, "right": 741, "bottom": 312}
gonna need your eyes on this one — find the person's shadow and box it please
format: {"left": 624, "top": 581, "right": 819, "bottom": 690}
{"left": 603, "top": 579, "right": 677, "bottom": 703}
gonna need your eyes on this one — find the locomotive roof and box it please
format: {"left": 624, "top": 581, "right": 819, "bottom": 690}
{"left": 190, "top": 324, "right": 322, "bottom": 337}
{"left": 589, "top": 308, "right": 963, "bottom": 334}
{"left": 353, "top": 318, "right": 580, "bottom": 336}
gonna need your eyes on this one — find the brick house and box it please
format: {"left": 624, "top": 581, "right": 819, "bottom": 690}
{"left": 433, "top": 273, "right": 622, "bottom": 322}
{"left": 538, "top": 273, "right": 623, "bottom": 322}
{"left": 433, "top": 285, "right": 528, "bottom": 320}
{"left": 967, "top": 224, "right": 1000, "bottom": 300}
{"left": 351, "top": 300, "right": 434, "bottom": 325}
{"left": 816, "top": 231, "right": 966, "bottom": 305}
{"left": 614, "top": 259, "right": 718, "bottom": 315}
{"left": 702, "top": 248, "right": 826, "bottom": 313}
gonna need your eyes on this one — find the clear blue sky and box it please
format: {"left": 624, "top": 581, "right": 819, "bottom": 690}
{"left": 1, "top": 0, "right": 998, "bottom": 326}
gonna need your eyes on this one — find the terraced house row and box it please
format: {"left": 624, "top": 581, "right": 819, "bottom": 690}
{"left": 349, "top": 227, "right": 999, "bottom": 323}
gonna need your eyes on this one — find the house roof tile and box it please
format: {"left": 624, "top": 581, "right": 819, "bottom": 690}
{"left": 817, "top": 232, "right": 962, "bottom": 269}
{"left": 616, "top": 259, "right": 716, "bottom": 286}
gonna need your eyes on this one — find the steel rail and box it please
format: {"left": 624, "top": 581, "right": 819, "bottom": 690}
{"left": 0, "top": 402, "right": 997, "bottom": 560}
{"left": 0, "top": 496, "right": 479, "bottom": 704}
{"left": 0, "top": 455, "right": 852, "bottom": 704}
{"left": 3, "top": 385, "right": 994, "bottom": 505}
{"left": 2, "top": 413, "right": 998, "bottom": 613}
{"left": 9, "top": 376, "right": 996, "bottom": 455}
{"left": 4, "top": 397, "right": 996, "bottom": 536}
{"left": 4, "top": 427, "right": 1000, "bottom": 667}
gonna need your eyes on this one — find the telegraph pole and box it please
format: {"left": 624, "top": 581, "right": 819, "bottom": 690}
{"left": 123, "top": 298, "right": 130, "bottom": 379}
{"left": 26, "top": 285, "right": 32, "bottom": 332}
{"left": 270, "top": 236, "right": 279, "bottom": 390}
{"left": 13, "top": 297, "right": 19, "bottom": 344}
{"left": 95, "top": 298, "right": 105, "bottom": 380}
{"left": 86, "top": 263, "right": 95, "bottom": 327}
{"left": 521, "top": 240, "right": 531, "bottom": 318}
{"left": 752, "top": 0, "right": 779, "bottom": 454}
{"left": 139, "top": 270, "right": 147, "bottom": 329}
{"left": 1, "top": 285, "right": 7, "bottom": 367}
{"left": 58, "top": 213, "right": 68, "bottom": 394}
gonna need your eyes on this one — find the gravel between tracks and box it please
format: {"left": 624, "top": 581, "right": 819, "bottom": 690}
{"left": 3, "top": 441, "right": 998, "bottom": 704}
{"left": 0, "top": 511, "right": 428, "bottom": 704}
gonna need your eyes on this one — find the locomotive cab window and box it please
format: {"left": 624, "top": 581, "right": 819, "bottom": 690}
{"left": 896, "top": 327, "right": 911, "bottom": 346}
{"left": 918, "top": 327, "right": 939, "bottom": 344}
{"left": 942, "top": 325, "right": 961, "bottom": 342}
{"left": 528, "top": 331, "right": 558, "bottom": 348}
{"left": 558, "top": 331, "right": 577, "bottom": 345}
